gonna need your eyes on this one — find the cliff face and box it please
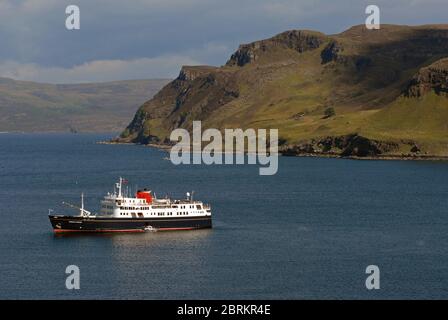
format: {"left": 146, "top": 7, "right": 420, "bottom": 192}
{"left": 118, "top": 24, "right": 448, "bottom": 157}
{"left": 226, "top": 30, "right": 327, "bottom": 67}
{"left": 405, "top": 58, "right": 448, "bottom": 97}
{"left": 280, "top": 134, "right": 399, "bottom": 157}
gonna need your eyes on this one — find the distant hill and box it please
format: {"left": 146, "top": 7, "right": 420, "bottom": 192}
{"left": 118, "top": 24, "right": 448, "bottom": 158}
{"left": 0, "top": 78, "right": 170, "bottom": 132}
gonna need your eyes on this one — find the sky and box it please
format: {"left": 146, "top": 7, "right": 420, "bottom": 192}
{"left": 0, "top": 0, "right": 446, "bottom": 83}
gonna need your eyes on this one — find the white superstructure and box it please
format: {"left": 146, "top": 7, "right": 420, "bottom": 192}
{"left": 98, "top": 178, "right": 211, "bottom": 219}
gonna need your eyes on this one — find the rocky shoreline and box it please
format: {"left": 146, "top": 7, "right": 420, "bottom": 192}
{"left": 277, "top": 134, "right": 448, "bottom": 160}
{"left": 101, "top": 137, "right": 448, "bottom": 162}
{"left": 282, "top": 152, "right": 448, "bottom": 161}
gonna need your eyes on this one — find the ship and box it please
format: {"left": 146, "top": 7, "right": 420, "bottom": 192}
{"left": 49, "top": 178, "right": 212, "bottom": 233}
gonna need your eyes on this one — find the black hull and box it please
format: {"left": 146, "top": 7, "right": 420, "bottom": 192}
{"left": 49, "top": 215, "right": 212, "bottom": 233}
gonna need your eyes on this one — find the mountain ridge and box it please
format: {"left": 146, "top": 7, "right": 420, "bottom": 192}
{"left": 118, "top": 24, "right": 448, "bottom": 158}
{"left": 0, "top": 77, "right": 170, "bottom": 133}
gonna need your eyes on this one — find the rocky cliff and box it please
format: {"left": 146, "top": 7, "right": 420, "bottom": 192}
{"left": 226, "top": 30, "right": 327, "bottom": 67}
{"left": 405, "top": 58, "right": 448, "bottom": 97}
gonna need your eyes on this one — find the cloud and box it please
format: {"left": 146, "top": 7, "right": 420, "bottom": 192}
{"left": 0, "top": 0, "right": 446, "bottom": 83}
{"left": 0, "top": 40, "right": 233, "bottom": 83}
{"left": 0, "top": 55, "right": 201, "bottom": 83}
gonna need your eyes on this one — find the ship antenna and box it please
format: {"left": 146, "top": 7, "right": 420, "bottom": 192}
{"left": 81, "top": 192, "right": 84, "bottom": 216}
{"left": 116, "top": 177, "right": 123, "bottom": 198}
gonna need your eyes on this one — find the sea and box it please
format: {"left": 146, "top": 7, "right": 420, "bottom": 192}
{"left": 0, "top": 133, "right": 447, "bottom": 299}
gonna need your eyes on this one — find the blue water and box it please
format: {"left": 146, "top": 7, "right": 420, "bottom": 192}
{"left": 0, "top": 133, "right": 447, "bottom": 299}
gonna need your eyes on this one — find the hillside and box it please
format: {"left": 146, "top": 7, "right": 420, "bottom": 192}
{"left": 118, "top": 25, "right": 448, "bottom": 158}
{"left": 0, "top": 78, "right": 170, "bottom": 132}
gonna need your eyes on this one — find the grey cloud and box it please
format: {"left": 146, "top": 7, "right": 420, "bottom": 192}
{"left": 0, "top": 0, "right": 446, "bottom": 83}
{"left": 0, "top": 55, "right": 199, "bottom": 83}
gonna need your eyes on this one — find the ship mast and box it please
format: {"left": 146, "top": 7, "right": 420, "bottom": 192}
{"left": 81, "top": 192, "right": 84, "bottom": 215}
{"left": 116, "top": 177, "right": 123, "bottom": 198}
{"left": 80, "top": 192, "right": 91, "bottom": 216}
{"left": 62, "top": 194, "right": 92, "bottom": 216}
